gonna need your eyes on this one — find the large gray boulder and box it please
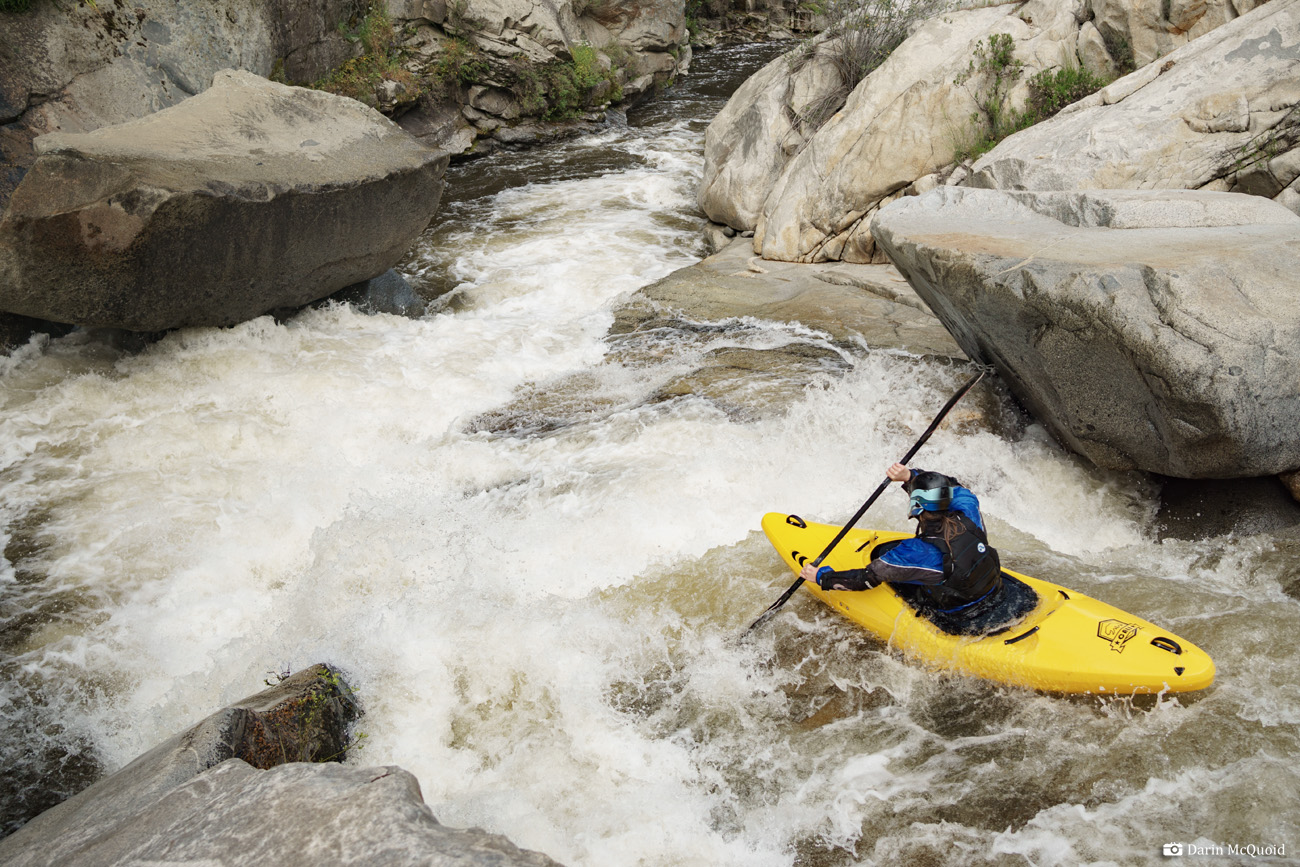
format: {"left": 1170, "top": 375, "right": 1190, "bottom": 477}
{"left": 872, "top": 186, "right": 1300, "bottom": 478}
{"left": 0, "top": 70, "right": 447, "bottom": 331}
{"left": 1, "top": 761, "right": 562, "bottom": 867}
{"left": 0, "top": 0, "right": 362, "bottom": 211}
{"left": 388, "top": 0, "right": 689, "bottom": 154}
{"left": 969, "top": 0, "right": 1300, "bottom": 206}
{"left": 0, "top": 664, "right": 560, "bottom": 867}
{"left": 751, "top": 1, "right": 1038, "bottom": 263}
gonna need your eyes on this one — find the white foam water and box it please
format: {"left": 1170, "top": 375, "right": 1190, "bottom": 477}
{"left": 2, "top": 44, "right": 1297, "bottom": 866}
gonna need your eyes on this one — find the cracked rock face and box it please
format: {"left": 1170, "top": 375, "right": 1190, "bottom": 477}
{"left": 0, "top": 70, "right": 447, "bottom": 331}
{"left": 969, "top": 0, "right": 1300, "bottom": 209}
{"left": 872, "top": 186, "right": 1300, "bottom": 478}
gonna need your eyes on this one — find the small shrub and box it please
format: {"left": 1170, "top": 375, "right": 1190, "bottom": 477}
{"left": 316, "top": 2, "right": 420, "bottom": 108}
{"left": 791, "top": 0, "right": 945, "bottom": 134}
{"left": 954, "top": 32, "right": 1025, "bottom": 144}
{"left": 428, "top": 36, "right": 489, "bottom": 97}
{"left": 953, "top": 38, "right": 1108, "bottom": 162}
{"left": 508, "top": 44, "right": 622, "bottom": 120}
{"left": 1099, "top": 28, "right": 1135, "bottom": 75}
{"left": 0, "top": 0, "right": 33, "bottom": 12}
{"left": 1024, "top": 64, "right": 1106, "bottom": 118}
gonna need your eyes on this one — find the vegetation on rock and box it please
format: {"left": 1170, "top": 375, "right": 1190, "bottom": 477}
{"left": 792, "top": 0, "right": 944, "bottom": 132}
{"left": 313, "top": 3, "right": 419, "bottom": 111}
{"left": 954, "top": 34, "right": 1107, "bottom": 161}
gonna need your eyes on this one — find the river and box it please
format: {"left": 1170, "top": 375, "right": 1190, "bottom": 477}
{"left": 2, "top": 42, "right": 1298, "bottom": 866}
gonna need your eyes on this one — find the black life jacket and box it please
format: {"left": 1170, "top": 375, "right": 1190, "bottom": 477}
{"left": 914, "top": 512, "right": 1002, "bottom": 611}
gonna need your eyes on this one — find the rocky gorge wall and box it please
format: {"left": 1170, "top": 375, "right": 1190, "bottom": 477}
{"left": 700, "top": 0, "right": 1300, "bottom": 482}
{"left": 699, "top": 0, "right": 1289, "bottom": 264}
{"left": 0, "top": 0, "right": 695, "bottom": 212}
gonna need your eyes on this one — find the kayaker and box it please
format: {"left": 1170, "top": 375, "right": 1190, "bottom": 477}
{"left": 798, "top": 463, "right": 1003, "bottom": 625}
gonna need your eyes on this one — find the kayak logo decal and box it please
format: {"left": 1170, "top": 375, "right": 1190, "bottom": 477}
{"left": 1097, "top": 619, "right": 1139, "bottom": 653}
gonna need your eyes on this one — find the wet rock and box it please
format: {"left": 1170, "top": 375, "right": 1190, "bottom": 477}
{"left": 0, "top": 70, "right": 447, "bottom": 331}
{"left": 969, "top": 0, "right": 1300, "bottom": 205}
{"left": 329, "top": 269, "right": 427, "bottom": 318}
{"left": 1156, "top": 476, "right": 1300, "bottom": 540}
{"left": 0, "top": 665, "right": 561, "bottom": 867}
{"left": 873, "top": 186, "right": 1300, "bottom": 478}
{"left": 608, "top": 237, "right": 963, "bottom": 421}
{"left": 0, "top": 664, "right": 360, "bottom": 863}
{"left": 0, "top": 312, "right": 73, "bottom": 354}
{"left": 1282, "top": 469, "right": 1300, "bottom": 503}
{"left": 613, "top": 236, "right": 964, "bottom": 356}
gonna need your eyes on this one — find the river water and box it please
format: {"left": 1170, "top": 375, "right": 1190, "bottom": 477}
{"left": 2, "top": 43, "right": 1298, "bottom": 866}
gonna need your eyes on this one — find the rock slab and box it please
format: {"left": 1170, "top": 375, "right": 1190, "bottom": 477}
{"left": 0, "top": 664, "right": 560, "bottom": 867}
{"left": 872, "top": 186, "right": 1300, "bottom": 478}
{"left": 0, "top": 69, "right": 447, "bottom": 331}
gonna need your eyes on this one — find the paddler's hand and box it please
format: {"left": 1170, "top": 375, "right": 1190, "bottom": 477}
{"left": 800, "top": 562, "right": 820, "bottom": 583}
{"left": 886, "top": 462, "right": 911, "bottom": 483}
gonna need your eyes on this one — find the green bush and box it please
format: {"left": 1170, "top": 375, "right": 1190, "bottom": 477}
{"left": 1024, "top": 64, "right": 1106, "bottom": 119}
{"left": 429, "top": 36, "right": 489, "bottom": 96}
{"left": 508, "top": 44, "right": 622, "bottom": 121}
{"left": 315, "top": 3, "right": 419, "bottom": 106}
{"left": 954, "top": 32, "right": 1025, "bottom": 145}
{"left": 953, "top": 38, "right": 1108, "bottom": 162}
{"left": 0, "top": 0, "right": 33, "bottom": 11}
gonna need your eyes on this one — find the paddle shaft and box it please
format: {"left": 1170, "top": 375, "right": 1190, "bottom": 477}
{"left": 745, "top": 370, "right": 986, "bottom": 633}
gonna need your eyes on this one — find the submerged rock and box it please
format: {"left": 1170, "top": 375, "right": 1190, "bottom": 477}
{"left": 0, "top": 70, "right": 447, "bottom": 331}
{"left": 872, "top": 186, "right": 1300, "bottom": 478}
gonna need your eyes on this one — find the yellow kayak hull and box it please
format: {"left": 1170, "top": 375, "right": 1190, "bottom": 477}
{"left": 762, "top": 512, "right": 1215, "bottom": 695}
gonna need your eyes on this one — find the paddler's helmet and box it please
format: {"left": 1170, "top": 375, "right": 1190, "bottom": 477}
{"left": 906, "top": 471, "right": 955, "bottom": 517}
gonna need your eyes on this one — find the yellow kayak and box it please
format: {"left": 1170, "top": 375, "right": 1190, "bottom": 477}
{"left": 762, "top": 512, "right": 1215, "bottom": 695}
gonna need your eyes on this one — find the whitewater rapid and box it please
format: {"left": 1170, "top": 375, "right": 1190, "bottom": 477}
{"left": 2, "top": 43, "right": 1296, "bottom": 867}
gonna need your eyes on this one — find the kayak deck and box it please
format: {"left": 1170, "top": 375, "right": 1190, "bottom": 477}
{"left": 762, "top": 512, "right": 1215, "bottom": 694}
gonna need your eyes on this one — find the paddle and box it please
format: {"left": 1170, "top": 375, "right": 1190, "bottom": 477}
{"left": 744, "top": 369, "right": 987, "bottom": 635}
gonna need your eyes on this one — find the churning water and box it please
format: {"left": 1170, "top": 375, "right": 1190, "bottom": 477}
{"left": 2, "top": 43, "right": 1298, "bottom": 866}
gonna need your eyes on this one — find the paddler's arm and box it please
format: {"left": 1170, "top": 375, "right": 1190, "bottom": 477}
{"left": 795, "top": 462, "right": 915, "bottom": 589}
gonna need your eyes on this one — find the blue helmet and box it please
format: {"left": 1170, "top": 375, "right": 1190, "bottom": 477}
{"left": 907, "top": 471, "right": 954, "bottom": 517}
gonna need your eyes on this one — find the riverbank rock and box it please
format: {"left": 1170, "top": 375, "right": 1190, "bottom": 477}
{"left": 969, "top": 0, "right": 1300, "bottom": 207}
{"left": 696, "top": 36, "right": 843, "bottom": 231}
{"left": 0, "top": 0, "right": 362, "bottom": 211}
{"left": 0, "top": 664, "right": 560, "bottom": 867}
{"left": 4, "top": 761, "right": 562, "bottom": 867}
{"left": 1085, "top": 0, "right": 1266, "bottom": 70}
{"left": 0, "top": 70, "right": 447, "bottom": 331}
{"left": 387, "top": 0, "right": 690, "bottom": 157}
{"left": 872, "top": 186, "right": 1300, "bottom": 478}
{"left": 0, "top": 664, "right": 360, "bottom": 861}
